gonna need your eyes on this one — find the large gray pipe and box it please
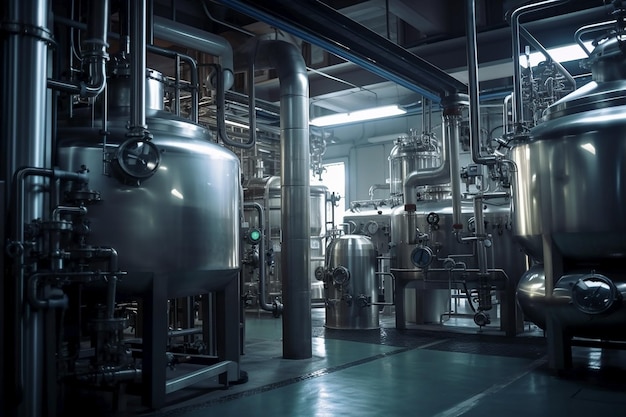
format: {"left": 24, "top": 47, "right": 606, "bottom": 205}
{"left": 1, "top": 0, "right": 51, "bottom": 415}
{"left": 130, "top": 0, "right": 147, "bottom": 133}
{"left": 152, "top": 16, "right": 234, "bottom": 91}
{"left": 248, "top": 39, "right": 311, "bottom": 359}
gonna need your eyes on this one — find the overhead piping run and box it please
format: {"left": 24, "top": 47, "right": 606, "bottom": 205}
{"left": 217, "top": 0, "right": 467, "bottom": 103}
{"left": 152, "top": 16, "right": 234, "bottom": 91}
{"left": 465, "top": 0, "right": 496, "bottom": 166}
{"left": 509, "top": 0, "right": 570, "bottom": 128}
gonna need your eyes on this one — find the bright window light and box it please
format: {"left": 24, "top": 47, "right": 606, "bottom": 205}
{"left": 310, "top": 105, "right": 406, "bottom": 127}
{"left": 520, "top": 41, "right": 594, "bottom": 68}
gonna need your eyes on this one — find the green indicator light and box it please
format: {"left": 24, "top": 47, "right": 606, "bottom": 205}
{"left": 249, "top": 229, "right": 261, "bottom": 243}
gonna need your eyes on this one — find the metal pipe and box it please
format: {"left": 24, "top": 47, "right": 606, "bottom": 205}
{"left": 214, "top": 61, "right": 256, "bottom": 149}
{"left": 465, "top": 0, "right": 496, "bottom": 166}
{"left": 152, "top": 16, "right": 234, "bottom": 90}
{"left": 218, "top": 0, "right": 466, "bottom": 102}
{"left": 509, "top": 0, "right": 570, "bottom": 127}
{"left": 250, "top": 39, "right": 311, "bottom": 359}
{"left": 244, "top": 202, "right": 281, "bottom": 315}
{"left": 130, "top": 0, "right": 147, "bottom": 134}
{"left": 575, "top": 20, "right": 616, "bottom": 56}
{"left": 519, "top": 25, "right": 576, "bottom": 91}
{"left": 47, "top": 0, "right": 110, "bottom": 98}
{"left": 368, "top": 184, "right": 390, "bottom": 199}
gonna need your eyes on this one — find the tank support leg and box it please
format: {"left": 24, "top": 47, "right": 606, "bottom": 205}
{"left": 141, "top": 273, "right": 168, "bottom": 409}
{"left": 395, "top": 279, "right": 408, "bottom": 329}
{"left": 546, "top": 313, "right": 572, "bottom": 371}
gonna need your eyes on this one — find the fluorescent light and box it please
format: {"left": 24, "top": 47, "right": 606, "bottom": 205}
{"left": 225, "top": 120, "right": 250, "bottom": 129}
{"left": 310, "top": 105, "right": 406, "bottom": 127}
{"left": 520, "top": 41, "right": 594, "bottom": 68}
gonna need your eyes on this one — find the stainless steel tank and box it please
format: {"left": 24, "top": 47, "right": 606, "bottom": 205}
{"left": 243, "top": 176, "right": 327, "bottom": 303}
{"left": 388, "top": 133, "right": 441, "bottom": 199}
{"left": 56, "top": 69, "right": 241, "bottom": 296}
{"left": 324, "top": 235, "right": 379, "bottom": 330}
{"left": 390, "top": 197, "right": 527, "bottom": 324}
{"left": 512, "top": 34, "right": 626, "bottom": 338}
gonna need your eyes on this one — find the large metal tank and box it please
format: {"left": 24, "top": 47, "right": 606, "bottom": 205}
{"left": 388, "top": 132, "right": 441, "bottom": 200}
{"left": 56, "top": 69, "right": 241, "bottom": 296}
{"left": 243, "top": 176, "right": 327, "bottom": 303}
{"left": 390, "top": 197, "right": 526, "bottom": 325}
{"left": 324, "top": 235, "right": 379, "bottom": 329}
{"left": 512, "top": 34, "right": 626, "bottom": 338}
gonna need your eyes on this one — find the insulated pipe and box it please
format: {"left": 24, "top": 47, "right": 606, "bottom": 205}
{"left": 509, "top": 0, "right": 570, "bottom": 127}
{"left": 465, "top": 0, "right": 496, "bottom": 166}
{"left": 152, "top": 16, "right": 234, "bottom": 91}
{"left": 1, "top": 0, "right": 51, "bottom": 411}
{"left": 250, "top": 39, "right": 311, "bottom": 359}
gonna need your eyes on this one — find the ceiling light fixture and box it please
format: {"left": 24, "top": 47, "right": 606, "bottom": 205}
{"left": 520, "top": 41, "right": 594, "bottom": 68}
{"left": 310, "top": 104, "right": 407, "bottom": 127}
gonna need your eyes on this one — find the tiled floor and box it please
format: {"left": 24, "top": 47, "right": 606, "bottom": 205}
{"left": 104, "top": 306, "right": 626, "bottom": 417}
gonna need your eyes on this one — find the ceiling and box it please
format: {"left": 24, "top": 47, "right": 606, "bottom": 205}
{"left": 150, "top": 0, "right": 611, "bottom": 123}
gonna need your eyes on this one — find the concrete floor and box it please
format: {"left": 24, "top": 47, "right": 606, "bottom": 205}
{"left": 107, "top": 306, "right": 626, "bottom": 417}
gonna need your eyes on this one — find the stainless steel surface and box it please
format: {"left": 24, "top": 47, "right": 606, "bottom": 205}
{"left": 153, "top": 16, "right": 234, "bottom": 91}
{"left": 131, "top": 0, "right": 147, "bottom": 131}
{"left": 57, "top": 89, "right": 241, "bottom": 295}
{"left": 512, "top": 41, "right": 626, "bottom": 261}
{"left": 390, "top": 198, "right": 527, "bottom": 324}
{"left": 250, "top": 39, "right": 311, "bottom": 359}
{"left": 325, "top": 235, "right": 379, "bottom": 330}
{"left": 517, "top": 264, "right": 626, "bottom": 340}
{"left": 244, "top": 177, "right": 327, "bottom": 303}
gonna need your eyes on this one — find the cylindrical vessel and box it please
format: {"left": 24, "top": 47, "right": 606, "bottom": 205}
{"left": 512, "top": 35, "right": 626, "bottom": 337}
{"left": 512, "top": 36, "right": 626, "bottom": 262}
{"left": 56, "top": 70, "right": 241, "bottom": 296}
{"left": 243, "top": 176, "right": 327, "bottom": 303}
{"left": 388, "top": 133, "right": 441, "bottom": 199}
{"left": 390, "top": 198, "right": 527, "bottom": 324}
{"left": 325, "top": 235, "right": 379, "bottom": 329}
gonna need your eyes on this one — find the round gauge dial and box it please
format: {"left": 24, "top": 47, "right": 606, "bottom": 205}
{"left": 115, "top": 138, "right": 161, "bottom": 179}
{"left": 571, "top": 273, "right": 618, "bottom": 315}
{"left": 366, "top": 221, "right": 379, "bottom": 235}
{"left": 410, "top": 246, "right": 433, "bottom": 269}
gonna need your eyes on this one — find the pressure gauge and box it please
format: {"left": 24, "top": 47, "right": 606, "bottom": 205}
{"left": 115, "top": 138, "right": 161, "bottom": 180}
{"left": 410, "top": 246, "right": 433, "bottom": 269}
{"left": 571, "top": 273, "right": 619, "bottom": 315}
{"left": 366, "top": 221, "right": 379, "bottom": 235}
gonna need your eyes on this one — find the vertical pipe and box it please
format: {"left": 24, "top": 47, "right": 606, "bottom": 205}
{"left": 1, "top": 1, "right": 50, "bottom": 415}
{"left": 251, "top": 39, "right": 311, "bottom": 359}
{"left": 465, "top": 0, "right": 495, "bottom": 165}
{"left": 130, "top": 0, "right": 147, "bottom": 133}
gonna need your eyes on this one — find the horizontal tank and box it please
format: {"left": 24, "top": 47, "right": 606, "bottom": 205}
{"left": 56, "top": 70, "right": 241, "bottom": 296}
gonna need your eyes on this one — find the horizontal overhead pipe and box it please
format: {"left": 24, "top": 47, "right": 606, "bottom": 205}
{"left": 217, "top": 0, "right": 467, "bottom": 102}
